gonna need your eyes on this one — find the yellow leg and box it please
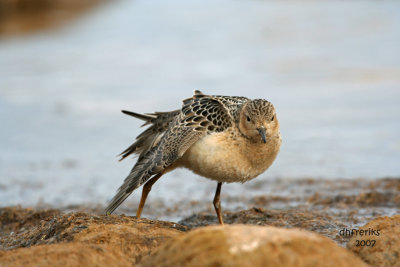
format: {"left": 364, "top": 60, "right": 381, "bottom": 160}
{"left": 213, "top": 182, "right": 224, "bottom": 225}
{"left": 136, "top": 173, "right": 163, "bottom": 218}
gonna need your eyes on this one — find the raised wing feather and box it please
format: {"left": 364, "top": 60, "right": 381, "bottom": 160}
{"left": 119, "top": 109, "right": 181, "bottom": 161}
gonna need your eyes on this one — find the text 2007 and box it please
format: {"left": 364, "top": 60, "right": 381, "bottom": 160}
{"left": 355, "top": 240, "right": 376, "bottom": 247}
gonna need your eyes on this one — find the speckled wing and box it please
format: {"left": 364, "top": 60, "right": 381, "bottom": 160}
{"left": 211, "top": 95, "right": 249, "bottom": 122}
{"left": 181, "top": 90, "right": 247, "bottom": 132}
{"left": 105, "top": 90, "right": 239, "bottom": 214}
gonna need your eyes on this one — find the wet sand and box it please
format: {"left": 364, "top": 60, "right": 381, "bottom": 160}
{"left": 105, "top": 177, "right": 399, "bottom": 246}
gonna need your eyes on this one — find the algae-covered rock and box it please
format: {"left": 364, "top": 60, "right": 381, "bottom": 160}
{"left": 0, "top": 207, "right": 186, "bottom": 266}
{"left": 348, "top": 215, "right": 400, "bottom": 267}
{"left": 141, "top": 224, "right": 369, "bottom": 267}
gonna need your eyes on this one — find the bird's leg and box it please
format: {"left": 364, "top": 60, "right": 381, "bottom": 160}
{"left": 213, "top": 182, "right": 224, "bottom": 225}
{"left": 136, "top": 172, "right": 163, "bottom": 218}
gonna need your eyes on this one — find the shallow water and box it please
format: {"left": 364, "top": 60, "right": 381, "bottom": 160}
{"left": 0, "top": 0, "right": 399, "bottom": 208}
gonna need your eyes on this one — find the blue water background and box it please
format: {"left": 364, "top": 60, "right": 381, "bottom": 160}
{"left": 0, "top": 0, "right": 399, "bottom": 207}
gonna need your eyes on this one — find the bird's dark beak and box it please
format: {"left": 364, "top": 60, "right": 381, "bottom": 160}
{"left": 258, "top": 127, "right": 267, "bottom": 143}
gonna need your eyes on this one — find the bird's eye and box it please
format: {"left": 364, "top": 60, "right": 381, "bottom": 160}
{"left": 271, "top": 115, "right": 275, "bottom": 121}
{"left": 246, "top": 116, "right": 251, "bottom": 122}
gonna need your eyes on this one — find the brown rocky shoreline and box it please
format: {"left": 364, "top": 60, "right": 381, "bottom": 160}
{"left": 1, "top": 203, "right": 399, "bottom": 266}
{"left": 1, "top": 177, "right": 399, "bottom": 266}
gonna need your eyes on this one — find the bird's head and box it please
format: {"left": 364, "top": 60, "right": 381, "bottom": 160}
{"left": 239, "top": 99, "right": 279, "bottom": 143}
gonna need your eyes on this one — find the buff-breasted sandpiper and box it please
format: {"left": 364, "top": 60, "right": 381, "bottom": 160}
{"left": 105, "top": 90, "right": 281, "bottom": 224}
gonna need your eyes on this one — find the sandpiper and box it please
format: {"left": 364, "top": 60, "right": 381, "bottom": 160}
{"left": 105, "top": 90, "right": 281, "bottom": 224}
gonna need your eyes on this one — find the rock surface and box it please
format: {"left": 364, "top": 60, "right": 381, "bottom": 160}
{"left": 141, "top": 224, "right": 369, "bottom": 267}
{"left": 0, "top": 207, "right": 186, "bottom": 266}
{"left": 348, "top": 215, "right": 400, "bottom": 267}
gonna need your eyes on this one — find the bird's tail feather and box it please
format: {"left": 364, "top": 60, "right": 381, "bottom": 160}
{"left": 122, "top": 110, "right": 155, "bottom": 126}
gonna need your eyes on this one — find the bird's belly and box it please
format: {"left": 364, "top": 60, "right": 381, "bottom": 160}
{"left": 179, "top": 132, "right": 280, "bottom": 183}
